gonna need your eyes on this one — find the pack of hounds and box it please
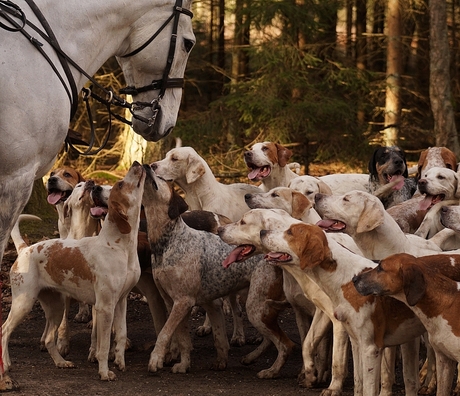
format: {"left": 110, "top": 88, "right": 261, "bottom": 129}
{"left": 5, "top": 142, "right": 460, "bottom": 396}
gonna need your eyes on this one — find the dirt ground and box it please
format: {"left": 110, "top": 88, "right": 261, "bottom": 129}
{"left": 0, "top": 217, "right": 409, "bottom": 396}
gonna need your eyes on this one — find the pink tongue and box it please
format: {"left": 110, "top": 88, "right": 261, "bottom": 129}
{"left": 316, "top": 219, "right": 345, "bottom": 231}
{"left": 222, "top": 246, "right": 245, "bottom": 268}
{"left": 248, "top": 168, "right": 262, "bottom": 181}
{"left": 47, "top": 192, "right": 64, "bottom": 205}
{"left": 418, "top": 196, "right": 434, "bottom": 211}
{"left": 90, "top": 207, "right": 107, "bottom": 217}
{"left": 265, "top": 252, "right": 284, "bottom": 260}
{"left": 389, "top": 175, "right": 405, "bottom": 190}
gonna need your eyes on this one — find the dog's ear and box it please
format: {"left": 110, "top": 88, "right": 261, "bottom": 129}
{"left": 76, "top": 170, "right": 85, "bottom": 183}
{"left": 168, "top": 190, "right": 189, "bottom": 219}
{"left": 356, "top": 197, "right": 385, "bottom": 233}
{"left": 63, "top": 202, "right": 71, "bottom": 219}
{"left": 275, "top": 143, "right": 293, "bottom": 167}
{"left": 109, "top": 201, "right": 131, "bottom": 234}
{"left": 416, "top": 149, "right": 428, "bottom": 180}
{"left": 402, "top": 264, "right": 426, "bottom": 306}
{"left": 289, "top": 224, "right": 329, "bottom": 270}
{"left": 185, "top": 155, "right": 206, "bottom": 184}
{"left": 453, "top": 172, "right": 460, "bottom": 199}
{"left": 368, "top": 147, "right": 381, "bottom": 176}
{"left": 317, "top": 178, "right": 333, "bottom": 195}
{"left": 291, "top": 191, "right": 312, "bottom": 219}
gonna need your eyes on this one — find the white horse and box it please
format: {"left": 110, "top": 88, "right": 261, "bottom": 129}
{"left": 0, "top": 0, "right": 194, "bottom": 388}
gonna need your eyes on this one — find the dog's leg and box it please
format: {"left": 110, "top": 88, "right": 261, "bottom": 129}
{"left": 325, "top": 321, "right": 350, "bottom": 396}
{"left": 360, "top": 341, "right": 381, "bottom": 396}
{"left": 148, "top": 297, "right": 194, "bottom": 373}
{"left": 94, "top": 303, "right": 117, "bottom": 381}
{"left": 228, "top": 292, "right": 246, "bottom": 347}
{"left": 435, "top": 351, "right": 456, "bottom": 396}
{"left": 350, "top": 340, "right": 364, "bottom": 396}
{"left": 88, "top": 306, "right": 98, "bottom": 363}
{"left": 132, "top": 272, "right": 168, "bottom": 336}
{"left": 74, "top": 302, "right": 91, "bottom": 323}
{"left": 379, "top": 347, "right": 395, "bottom": 396}
{"left": 400, "top": 339, "right": 420, "bottom": 396}
{"left": 244, "top": 266, "right": 294, "bottom": 379}
{"left": 111, "top": 297, "right": 129, "bottom": 372}
{"left": 56, "top": 296, "right": 71, "bottom": 356}
{"left": 39, "top": 290, "right": 75, "bottom": 368}
{"left": 202, "top": 299, "right": 230, "bottom": 371}
{"left": 299, "top": 308, "right": 332, "bottom": 388}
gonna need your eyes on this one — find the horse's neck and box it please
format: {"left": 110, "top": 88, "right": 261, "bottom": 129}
{"left": 36, "top": 0, "right": 169, "bottom": 86}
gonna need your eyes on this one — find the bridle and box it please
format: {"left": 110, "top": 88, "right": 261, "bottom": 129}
{"left": 0, "top": 0, "right": 193, "bottom": 154}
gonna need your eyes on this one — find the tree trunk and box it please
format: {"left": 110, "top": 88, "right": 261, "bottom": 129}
{"left": 430, "top": 0, "right": 460, "bottom": 156}
{"left": 118, "top": 96, "right": 150, "bottom": 170}
{"left": 383, "top": 0, "right": 402, "bottom": 146}
{"left": 356, "top": 0, "right": 367, "bottom": 125}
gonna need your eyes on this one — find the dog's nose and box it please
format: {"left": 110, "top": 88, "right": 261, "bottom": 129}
{"left": 217, "top": 226, "right": 224, "bottom": 235}
{"left": 418, "top": 179, "right": 427, "bottom": 187}
{"left": 244, "top": 151, "right": 252, "bottom": 159}
{"left": 151, "top": 163, "right": 158, "bottom": 171}
{"left": 244, "top": 194, "right": 252, "bottom": 201}
{"left": 441, "top": 206, "right": 449, "bottom": 213}
{"left": 315, "top": 193, "right": 325, "bottom": 203}
{"left": 92, "top": 185, "right": 103, "bottom": 192}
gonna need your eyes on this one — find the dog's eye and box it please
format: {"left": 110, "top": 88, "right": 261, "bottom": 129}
{"left": 437, "top": 175, "right": 445, "bottom": 180}
{"left": 117, "top": 181, "right": 124, "bottom": 189}
{"left": 50, "top": 171, "right": 55, "bottom": 177}
{"left": 262, "top": 146, "right": 269, "bottom": 152}
{"left": 240, "top": 220, "right": 246, "bottom": 225}
{"left": 64, "top": 172, "right": 71, "bottom": 178}
{"left": 171, "top": 156, "right": 178, "bottom": 162}
{"left": 271, "top": 193, "right": 279, "bottom": 198}
{"left": 343, "top": 196, "right": 349, "bottom": 202}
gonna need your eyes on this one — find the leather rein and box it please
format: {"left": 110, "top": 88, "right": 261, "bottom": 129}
{"left": 0, "top": 0, "right": 193, "bottom": 155}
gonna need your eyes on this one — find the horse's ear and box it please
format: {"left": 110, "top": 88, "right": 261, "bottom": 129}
{"left": 402, "top": 265, "right": 426, "bottom": 306}
{"left": 275, "top": 143, "right": 293, "bottom": 167}
{"left": 109, "top": 201, "right": 131, "bottom": 234}
{"left": 186, "top": 156, "right": 205, "bottom": 184}
{"left": 168, "top": 190, "right": 189, "bottom": 219}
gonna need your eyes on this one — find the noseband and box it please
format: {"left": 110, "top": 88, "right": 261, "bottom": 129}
{"left": 0, "top": 0, "right": 193, "bottom": 153}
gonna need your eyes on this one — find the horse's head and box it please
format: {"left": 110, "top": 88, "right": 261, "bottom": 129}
{"left": 117, "top": 0, "right": 195, "bottom": 142}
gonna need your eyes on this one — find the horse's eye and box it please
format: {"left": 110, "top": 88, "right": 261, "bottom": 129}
{"left": 183, "top": 39, "right": 195, "bottom": 53}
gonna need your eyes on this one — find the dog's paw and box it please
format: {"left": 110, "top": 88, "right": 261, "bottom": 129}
{"left": 298, "top": 368, "right": 318, "bottom": 388}
{"left": 87, "top": 348, "right": 97, "bottom": 363}
{"left": 57, "top": 339, "right": 70, "bottom": 357}
{"left": 319, "top": 390, "right": 343, "bottom": 396}
{"left": 99, "top": 370, "right": 117, "bottom": 381}
{"left": 148, "top": 354, "right": 163, "bottom": 373}
{"left": 230, "top": 335, "right": 245, "bottom": 347}
{"left": 256, "top": 368, "right": 279, "bottom": 379}
{"left": 0, "top": 373, "right": 20, "bottom": 392}
{"left": 55, "top": 360, "right": 75, "bottom": 369}
{"left": 171, "top": 362, "right": 189, "bottom": 374}
{"left": 210, "top": 359, "right": 227, "bottom": 371}
{"left": 195, "top": 325, "right": 212, "bottom": 337}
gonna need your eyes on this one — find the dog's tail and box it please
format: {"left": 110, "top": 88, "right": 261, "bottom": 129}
{"left": 10, "top": 214, "right": 42, "bottom": 253}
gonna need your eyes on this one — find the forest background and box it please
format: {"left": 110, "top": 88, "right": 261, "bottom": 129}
{"left": 25, "top": 0, "right": 460, "bottom": 217}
